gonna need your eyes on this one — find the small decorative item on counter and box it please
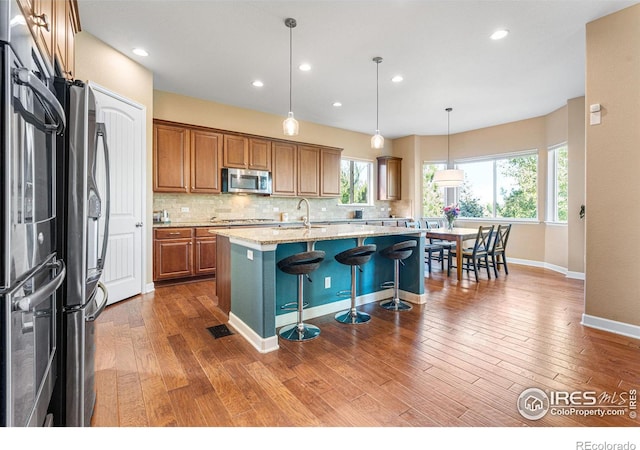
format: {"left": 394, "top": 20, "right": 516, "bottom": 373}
{"left": 354, "top": 209, "right": 363, "bottom": 219}
{"left": 162, "top": 209, "right": 170, "bottom": 223}
{"left": 281, "top": 212, "right": 289, "bottom": 222}
{"left": 443, "top": 204, "right": 460, "bottom": 230}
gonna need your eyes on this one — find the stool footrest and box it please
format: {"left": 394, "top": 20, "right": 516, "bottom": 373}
{"left": 280, "top": 301, "right": 308, "bottom": 311}
{"left": 380, "top": 281, "right": 395, "bottom": 289}
{"left": 336, "top": 289, "right": 352, "bottom": 298}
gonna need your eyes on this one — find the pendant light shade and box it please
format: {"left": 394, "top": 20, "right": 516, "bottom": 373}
{"left": 433, "top": 107, "right": 464, "bottom": 187}
{"left": 371, "top": 57, "right": 384, "bottom": 149}
{"left": 283, "top": 18, "right": 299, "bottom": 136}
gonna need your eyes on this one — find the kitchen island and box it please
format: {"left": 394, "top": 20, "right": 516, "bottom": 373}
{"left": 215, "top": 224, "right": 426, "bottom": 352}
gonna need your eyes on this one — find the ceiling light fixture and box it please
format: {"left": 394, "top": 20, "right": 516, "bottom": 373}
{"left": 332, "top": 102, "right": 342, "bottom": 107}
{"left": 132, "top": 48, "right": 149, "bottom": 57}
{"left": 252, "top": 80, "right": 264, "bottom": 87}
{"left": 298, "top": 63, "right": 311, "bottom": 71}
{"left": 391, "top": 75, "right": 403, "bottom": 83}
{"left": 490, "top": 29, "right": 509, "bottom": 40}
{"left": 433, "top": 107, "right": 464, "bottom": 188}
{"left": 371, "top": 56, "right": 384, "bottom": 149}
{"left": 283, "top": 18, "right": 299, "bottom": 136}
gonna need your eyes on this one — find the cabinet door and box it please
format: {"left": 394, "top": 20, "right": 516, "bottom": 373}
{"left": 297, "top": 145, "right": 320, "bottom": 197}
{"left": 320, "top": 148, "right": 342, "bottom": 197}
{"left": 191, "top": 129, "right": 223, "bottom": 193}
{"left": 34, "top": 0, "right": 54, "bottom": 63}
{"left": 194, "top": 237, "right": 216, "bottom": 276}
{"left": 272, "top": 142, "right": 297, "bottom": 196}
{"left": 153, "top": 122, "right": 189, "bottom": 192}
{"left": 153, "top": 238, "right": 193, "bottom": 280}
{"left": 223, "top": 135, "right": 249, "bottom": 168}
{"left": 248, "top": 138, "right": 272, "bottom": 171}
{"left": 377, "top": 156, "right": 402, "bottom": 200}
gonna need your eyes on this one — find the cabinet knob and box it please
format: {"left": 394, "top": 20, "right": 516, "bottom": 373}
{"left": 33, "top": 13, "right": 50, "bottom": 31}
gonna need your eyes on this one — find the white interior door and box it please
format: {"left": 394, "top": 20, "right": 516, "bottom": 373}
{"left": 92, "top": 83, "right": 145, "bottom": 305}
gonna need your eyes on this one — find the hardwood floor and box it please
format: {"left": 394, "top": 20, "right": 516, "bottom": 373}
{"left": 91, "top": 265, "right": 640, "bottom": 427}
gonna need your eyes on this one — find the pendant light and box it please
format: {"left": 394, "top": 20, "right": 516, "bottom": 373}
{"left": 283, "top": 18, "right": 299, "bottom": 136}
{"left": 433, "top": 107, "right": 464, "bottom": 187}
{"left": 371, "top": 56, "right": 384, "bottom": 149}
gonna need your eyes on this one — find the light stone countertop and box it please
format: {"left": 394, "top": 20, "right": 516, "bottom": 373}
{"left": 215, "top": 223, "right": 422, "bottom": 248}
{"left": 152, "top": 217, "right": 412, "bottom": 228}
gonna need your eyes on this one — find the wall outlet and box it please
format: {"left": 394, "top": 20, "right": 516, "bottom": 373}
{"left": 380, "top": 207, "right": 385, "bottom": 212}
{"left": 181, "top": 207, "right": 189, "bottom": 212}
{"left": 321, "top": 207, "right": 327, "bottom": 212}
{"left": 324, "top": 277, "right": 331, "bottom": 289}
{"left": 273, "top": 207, "right": 279, "bottom": 212}
{"left": 247, "top": 250, "right": 253, "bottom": 261}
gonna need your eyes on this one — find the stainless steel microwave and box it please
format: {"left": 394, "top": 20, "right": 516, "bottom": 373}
{"left": 222, "top": 168, "right": 272, "bottom": 194}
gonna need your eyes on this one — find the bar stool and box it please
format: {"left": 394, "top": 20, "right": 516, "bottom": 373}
{"left": 379, "top": 240, "right": 417, "bottom": 311}
{"left": 277, "top": 250, "right": 326, "bottom": 341}
{"left": 334, "top": 244, "right": 377, "bottom": 324}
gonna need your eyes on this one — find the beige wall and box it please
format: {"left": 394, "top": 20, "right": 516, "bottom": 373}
{"left": 585, "top": 4, "right": 640, "bottom": 326}
{"left": 75, "top": 31, "right": 155, "bottom": 285}
{"left": 567, "top": 97, "right": 586, "bottom": 274}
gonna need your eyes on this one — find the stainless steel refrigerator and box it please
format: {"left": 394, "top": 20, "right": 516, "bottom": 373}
{"left": 53, "top": 78, "right": 110, "bottom": 427}
{"left": 1, "top": 0, "right": 67, "bottom": 427}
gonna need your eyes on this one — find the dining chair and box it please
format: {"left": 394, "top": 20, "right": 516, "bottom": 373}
{"left": 487, "top": 223, "right": 512, "bottom": 277}
{"left": 447, "top": 225, "right": 494, "bottom": 282}
{"left": 405, "top": 221, "right": 443, "bottom": 272}
{"left": 423, "top": 219, "right": 454, "bottom": 265}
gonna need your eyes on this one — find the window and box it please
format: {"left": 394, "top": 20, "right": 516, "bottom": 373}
{"left": 548, "top": 143, "right": 568, "bottom": 222}
{"left": 340, "top": 158, "right": 372, "bottom": 205}
{"left": 457, "top": 151, "right": 538, "bottom": 219}
{"left": 422, "top": 162, "right": 447, "bottom": 216}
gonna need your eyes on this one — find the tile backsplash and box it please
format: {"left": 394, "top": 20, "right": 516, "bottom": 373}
{"left": 153, "top": 193, "right": 412, "bottom": 223}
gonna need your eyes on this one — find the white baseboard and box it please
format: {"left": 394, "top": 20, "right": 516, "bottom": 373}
{"left": 581, "top": 314, "right": 640, "bottom": 341}
{"left": 508, "top": 257, "right": 585, "bottom": 280}
{"left": 228, "top": 312, "right": 280, "bottom": 353}
{"left": 144, "top": 282, "right": 155, "bottom": 294}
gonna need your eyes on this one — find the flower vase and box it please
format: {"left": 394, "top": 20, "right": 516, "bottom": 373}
{"left": 446, "top": 218, "right": 455, "bottom": 230}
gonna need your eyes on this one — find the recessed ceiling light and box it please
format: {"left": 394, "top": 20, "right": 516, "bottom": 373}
{"left": 490, "top": 29, "right": 509, "bottom": 40}
{"left": 132, "top": 48, "right": 149, "bottom": 56}
{"left": 298, "top": 63, "right": 311, "bottom": 71}
{"left": 252, "top": 80, "right": 264, "bottom": 87}
{"left": 391, "top": 75, "right": 403, "bottom": 83}
{"left": 332, "top": 102, "right": 342, "bottom": 107}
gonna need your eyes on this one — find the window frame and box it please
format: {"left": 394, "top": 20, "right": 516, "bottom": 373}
{"left": 547, "top": 142, "right": 568, "bottom": 224}
{"left": 455, "top": 149, "right": 539, "bottom": 222}
{"left": 339, "top": 157, "right": 374, "bottom": 206}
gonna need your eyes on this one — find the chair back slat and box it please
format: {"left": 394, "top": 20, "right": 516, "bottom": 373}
{"left": 473, "top": 225, "right": 494, "bottom": 254}
{"left": 405, "top": 221, "right": 421, "bottom": 229}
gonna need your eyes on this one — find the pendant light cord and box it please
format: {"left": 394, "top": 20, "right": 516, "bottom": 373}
{"left": 446, "top": 107, "right": 452, "bottom": 169}
{"left": 289, "top": 24, "right": 293, "bottom": 113}
{"left": 376, "top": 60, "right": 379, "bottom": 131}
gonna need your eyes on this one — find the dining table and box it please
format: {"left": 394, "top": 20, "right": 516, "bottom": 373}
{"left": 424, "top": 227, "right": 481, "bottom": 281}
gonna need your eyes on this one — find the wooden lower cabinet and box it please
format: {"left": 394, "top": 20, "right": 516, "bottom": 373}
{"left": 153, "top": 227, "right": 217, "bottom": 281}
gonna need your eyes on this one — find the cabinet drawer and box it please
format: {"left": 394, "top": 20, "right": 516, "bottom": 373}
{"left": 195, "top": 227, "right": 219, "bottom": 237}
{"left": 154, "top": 228, "right": 193, "bottom": 239}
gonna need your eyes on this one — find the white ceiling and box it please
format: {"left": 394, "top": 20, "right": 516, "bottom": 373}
{"left": 76, "top": 0, "right": 638, "bottom": 138}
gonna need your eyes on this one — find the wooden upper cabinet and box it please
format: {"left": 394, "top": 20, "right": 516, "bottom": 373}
{"left": 248, "top": 138, "right": 272, "bottom": 171}
{"left": 272, "top": 142, "right": 297, "bottom": 196}
{"left": 34, "top": 0, "right": 54, "bottom": 62}
{"left": 54, "top": 0, "right": 78, "bottom": 79}
{"left": 223, "top": 135, "right": 249, "bottom": 168}
{"left": 153, "top": 122, "right": 190, "bottom": 192}
{"left": 297, "top": 145, "right": 320, "bottom": 197}
{"left": 320, "top": 148, "right": 342, "bottom": 197}
{"left": 16, "top": 0, "right": 79, "bottom": 78}
{"left": 190, "top": 129, "right": 223, "bottom": 193}
{"left": 377, "top": 156, "right": 402, "bottom": 200}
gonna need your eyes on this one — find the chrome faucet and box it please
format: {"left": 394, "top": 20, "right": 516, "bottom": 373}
{"left": 297, "top": 197, "right": 311, "bottom": 229}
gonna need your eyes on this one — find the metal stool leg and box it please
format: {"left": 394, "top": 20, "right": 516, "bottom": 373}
{"left": 335, "top": 265, "right": 371, "bottom": 324}
{"left": 279, "top": 274, "right": 321, "bottom": 341}
{"left": 380, "top": 259, "right": 412, "bottom": 311}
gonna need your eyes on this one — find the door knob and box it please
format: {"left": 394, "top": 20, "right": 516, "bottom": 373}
{"left": 135, "top": 222, "right": 143, "bottom": 228}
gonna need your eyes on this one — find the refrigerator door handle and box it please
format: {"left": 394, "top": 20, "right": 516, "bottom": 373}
{"left": 96, "top": 122, "right": 111, "bottom": 274}
{"left": 86, "top": 282, "right": 108, "bottom": 322}
{"left": 13, "top": 67, "right": 66, "bottom": 134}
{"left": 12, "top": 260, "right": 66, "bottom": 313}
